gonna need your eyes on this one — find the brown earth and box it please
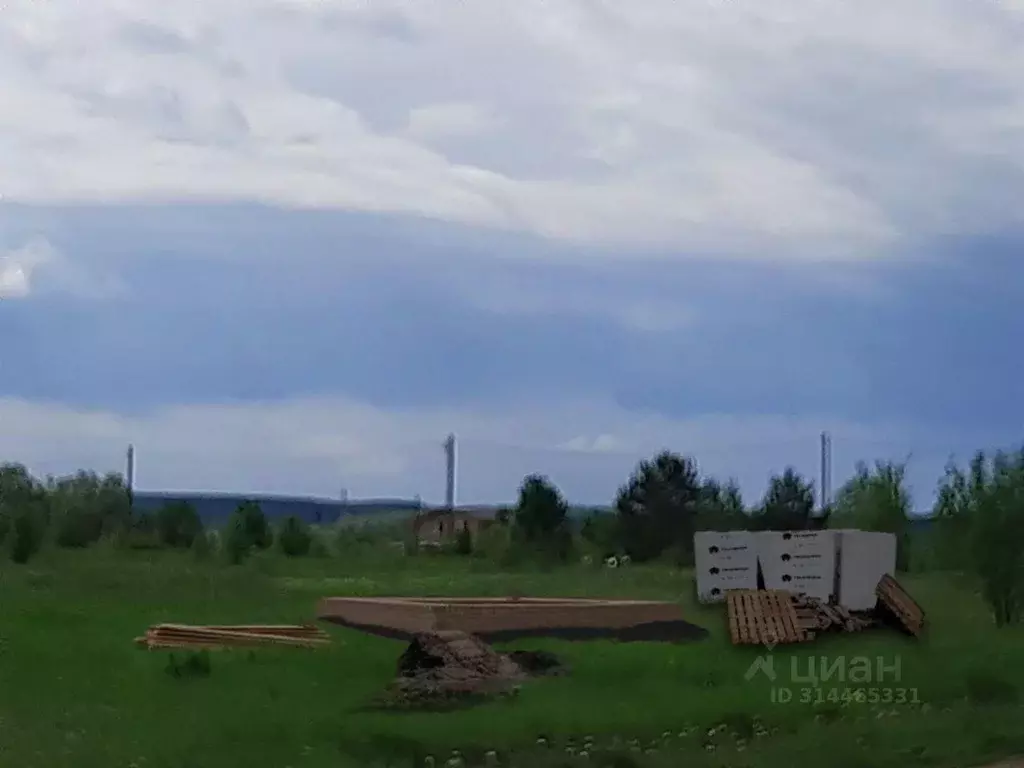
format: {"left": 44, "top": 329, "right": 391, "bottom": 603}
{"left": 377, "top": 630, "right": 566, "bottom": 708}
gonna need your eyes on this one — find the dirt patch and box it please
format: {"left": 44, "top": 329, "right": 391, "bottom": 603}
{"left": 376, "top": 630, "right": 566, "bottom": 710}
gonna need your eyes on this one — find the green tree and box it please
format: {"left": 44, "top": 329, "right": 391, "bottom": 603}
{"left": 935, "top": 450, "right": 1024, "bottom": 626}
{"left": 970, "top": 450, "right": 1024, "bottom": 626}
{"left": 10, "top": 508, "right": 44, "bottom": 563}
{"left": 50, "top": 471, "right": 132, "bottom": 548}
{"left": 829, "top": 460, "right": 912, "bottom": 570}
{"left": 753, "top": 468, "right": 815, "bottom": 531}
{"left": 932, "top": 454, "right": 981, "bottom": 571}
{"left": 156, "top": 501, "right": 204, "bottom": 549}
{"left": 696, "top": 478, "right": 749, "bottom": 531}
{"left": 235, "top": 501, "right": 273, "bottom": 549}
{"left": 278, "top": 516, "right": 312, "bottom": 557}
{"left": 614, "top": 451, "right": 702, "bottom": 562}
{"left": 224, "top": 512, "right": 251, "bottom": 565}
{"left": 513, "top": 474, "right": 572, "bottom": 561}
{"left": 0, "top": 463, "right": 46, "bottom": 544}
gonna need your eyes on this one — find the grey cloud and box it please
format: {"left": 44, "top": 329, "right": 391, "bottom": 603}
{"left": 118, "top": 21, "right": 195, "bottom": 54}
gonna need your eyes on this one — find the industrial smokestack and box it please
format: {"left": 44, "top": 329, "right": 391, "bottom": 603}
{"left": 819, "top": 431, "right": 832, "bottom": 511}
{"left": 444, "top": 433, "right": 457, "bottom": 509}
{"left": 126, "top": 443, "right": 136, "bottom": 515}
{"left": 126, "top": 443, "right": 136, "bottom": 493}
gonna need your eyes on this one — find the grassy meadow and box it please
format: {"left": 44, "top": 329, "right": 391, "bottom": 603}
{"left": 2, "top": 543, "right": 1024, "bottom": 768}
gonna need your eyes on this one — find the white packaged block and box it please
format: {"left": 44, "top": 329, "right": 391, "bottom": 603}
{"left": 758, "top": 530, "right": 837, "bottom": 601}
{"left": 694, "top": 531, "right": 758, "bottom": 603}
{"left": 696, "top": 571, "right": 759, "bottom": 603}
{"left": 835, "top": 530, "right": 897, "bottom": 610}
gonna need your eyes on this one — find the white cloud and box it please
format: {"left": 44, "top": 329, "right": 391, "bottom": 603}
{"left": 0, "top": 257, "right": 31, "bottom": 299}
{"left": 0, "top": 238, "right": 124, "bottom": 300}
{"left": 0, "top": 239, "right": 52, "bottom": 299}
{"left": 1, "top": 0, "right": 1023, "bottom": 255}
{"left": 0, "top": 394, "right": 981, "bottom": 506}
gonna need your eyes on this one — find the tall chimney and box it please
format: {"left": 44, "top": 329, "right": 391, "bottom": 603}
{"left": 444, "top": 433, "right": 457, "bottom": 509}
{"left": 126, "top": 443, "right": 136, "bottom": 515}
{"left": 126, "top": 443, "right": 136, "bottom": 493}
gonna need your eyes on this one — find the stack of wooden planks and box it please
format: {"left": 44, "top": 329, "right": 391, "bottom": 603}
{"left": 792, "top": 594, "right": 876, "bottom": 634}
{"left": 725, "top": 575, "right": 924, "bottom": 646}
{"left": 135, "top": 623, "right": 330, "bottom": 650}
{"left": 726, "top": 589, "right": 809, "bottom": 646}
{"left": 876, "top": 574, "right": 926, "bottom": 637}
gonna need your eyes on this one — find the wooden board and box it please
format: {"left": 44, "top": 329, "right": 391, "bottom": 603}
{"left": 136, "top": 624, "right": 331, "bottom": 650}
{"left": 875, "top": 574, "right": 925, "bottom": 637}
{"left": 726, "top": 590, "right": 809, "bottom": 646}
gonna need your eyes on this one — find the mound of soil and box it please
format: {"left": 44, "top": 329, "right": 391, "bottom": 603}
{"left": 382, "top": 631, "right": 565, "bottom": 709}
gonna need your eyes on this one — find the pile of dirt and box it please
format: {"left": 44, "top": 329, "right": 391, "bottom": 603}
{"left": 382, "top": 630, "right": 564, "bottom": 708}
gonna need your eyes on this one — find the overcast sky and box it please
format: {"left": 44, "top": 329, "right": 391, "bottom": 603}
{"left": 2, "top": 0, "right": 1023, "bottom": 507}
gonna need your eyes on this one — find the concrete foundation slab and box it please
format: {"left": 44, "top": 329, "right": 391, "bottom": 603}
{"left": 316, "top": 596, "right": 708, "bottom": 643}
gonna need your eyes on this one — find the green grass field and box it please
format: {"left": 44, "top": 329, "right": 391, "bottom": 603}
{"left": 2, "top": 546, "right": 1023, "bottom": 768}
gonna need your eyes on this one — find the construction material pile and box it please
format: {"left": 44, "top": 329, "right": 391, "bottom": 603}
{"left": 725, "top": 573, "right": 925, "bottom": 647}
{"left": 792, "top": 594, "right": 876, "bottom": 635}
{"left": 876, "top": 574, "right": 926, "bottom": 637}
{"left": 381, "top": 630, "right": 564, "bottom": 708}
{"left": 135, "top": 623, "right": 330, "bottom": 650}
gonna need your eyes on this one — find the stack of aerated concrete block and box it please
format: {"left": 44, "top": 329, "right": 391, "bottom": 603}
{"left": 694, "top": 528, "right": 897, "bottom": 610}
{"left": 757, "top": 530, "right": 836, "bottom": 602}
{"left": 693, "top": 531, "right": 758, "bottom": 603}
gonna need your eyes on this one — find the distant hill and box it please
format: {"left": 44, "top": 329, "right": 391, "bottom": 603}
{"left": 131, "top": 491, "right": 421, "bottom": 526}
{"left": 129, "top": 492, "right": 936, "bottom": 531}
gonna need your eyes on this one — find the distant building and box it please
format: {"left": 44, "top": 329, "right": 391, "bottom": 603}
{"left": 411, "top": 506, "right": 499, "bottom": 545}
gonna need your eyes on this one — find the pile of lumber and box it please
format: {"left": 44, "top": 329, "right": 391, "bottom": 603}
{"left": 727, "top": 590, "right": 809, "bottom": 646}
{"left": 876, "top": 574, "right": 926, "bottom": 636}
{"left": 792, "top": 595, "right": 876, "bottom": 634}
{"left": 135, "top": 623, "right": 330, "bottom": 650}
{"left": 725, "top": 575, "right": 924, "bottom": 647}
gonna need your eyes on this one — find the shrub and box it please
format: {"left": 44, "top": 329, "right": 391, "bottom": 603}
{"left": 223, "top": 514, "right": 251, "bottom": 565}
{"left": 10, "top": 510, "right": 43, "bottom": 564}
{"left": 309, "top": 535, "right": 331, "bottom": 558}
{"left": 471, "top": 523, "right": 511, "bottom": 561}
{"left": 155, "top": 502, "right": 203, "bottom": 549}
{"left": 278, "top": 516, "right": 312, "bottom": 557}
{"left": 119, "top": 512, "right": 163, "bottom": 550}
{"left": 192, "top": 530, "right": 215, "bottom": 560}
{"left": 165, "top": 650, "right": 212, "bottom": 680}
{"left": 54, "top": 508, "right": 102, "bottom": 548}
{"left": 454, "top": 524, "right": 473, "bottom": 555}
{"left": 402, "top": 529, "right": 420, "bottom": 557}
